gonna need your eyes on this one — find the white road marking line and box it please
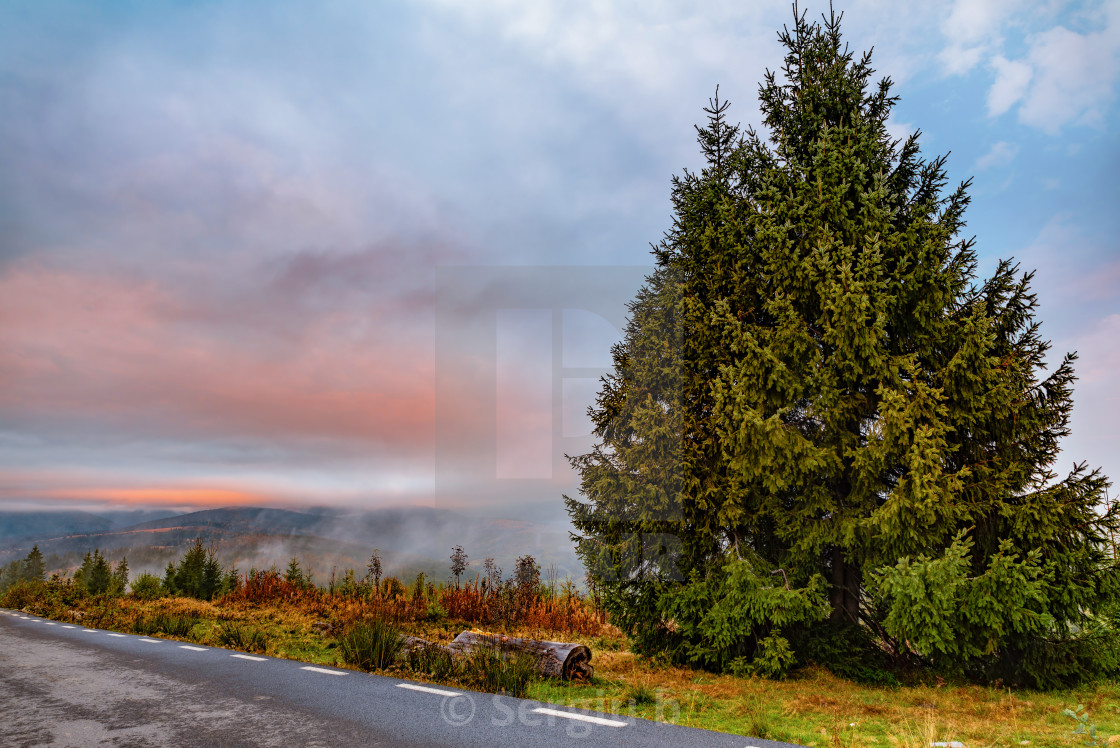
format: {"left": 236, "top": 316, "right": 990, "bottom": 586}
{"left": 530, "top": 708, "right": 628, "bottom": 727}
{"left": 106, "top": 633, "right": 126, "bottom": 637}
{"left": 44, "top": 622, "right": 57, "bottom": 625}
{"left": 230, "top": 654, "right": 267, "bottom": 661}
{"left": 301, "top": 666, "right": 347, "bottom": 676}
{"left": 179, "top": 645, "right": 207, "bottom": 651}
{"left": 139, "top": 638, "right": 162, "bottom": 643}
{"left": 83, "top": 629, "right": 98, "bottom": 632}
{"left": 396, "top": 683, "right": 462, "bottom": 697}
{"left": 62, "top": 625, "right": 76, "bottom": 629}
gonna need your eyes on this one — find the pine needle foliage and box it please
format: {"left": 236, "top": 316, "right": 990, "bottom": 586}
{"left": 162, "top": 536, "right": 230, "bottom": 601}
{"left": 24, "top": 545, "right": 45, "bottom": 583}
{"left": 565, "top": 5, "right": 1118, "bottom": 687}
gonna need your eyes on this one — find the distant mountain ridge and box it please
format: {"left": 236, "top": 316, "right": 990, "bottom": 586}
{"left": 0, "top": 505, "right": 584, "bottom": 587}
{"left": 0, "top": 509, "right": 179, "bottom": 543}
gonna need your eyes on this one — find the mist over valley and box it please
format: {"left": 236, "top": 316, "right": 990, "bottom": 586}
{"left": 0, "top": 506, "right": 584, "bottom": 588}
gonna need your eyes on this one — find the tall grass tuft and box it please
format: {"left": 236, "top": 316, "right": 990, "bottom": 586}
{"left": 339, "top": 619, "right": 405, "bottom": 671}
{"left": 133, "top": 614, "right": 200, "bottom": 637}
{"left": 219, "top": 622, "right": 269, "bottom": 653}
{"left": 624, "top": 683, "right": 656, "bottom": 705}
{"left": 408, "top": 644, "right": 458, "bottom": 681}
{"left": 464, "top": 642, "right": 537, "bottom": 698}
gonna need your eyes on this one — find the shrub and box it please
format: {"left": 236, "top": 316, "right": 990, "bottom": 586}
{"left": 131, "top": 572, "right": 165, "bottom": 601}
{"left": 424, "top": 599, "right": 448, "bottom": 623}
{"left": 0, "top": 579, "right": 48, "bottom": 611}
{"left": 339, "top": 620, "right": 405, "bottom": 671}
{"left": 382, "top": 577, "right": 405, "bottom": 600}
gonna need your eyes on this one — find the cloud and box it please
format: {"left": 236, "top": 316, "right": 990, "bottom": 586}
{"left": 937, "top": 0, "right": 1021, "bottom": 75}
{"left": 934, "top": 1, "right": 1120, "bottom": 133}
{"left": 1069, "top": 313, "right": 1120, "bottom": 385}
{"left": 987, "top": 55, "right": 1033, "bottom": 116}
{"left": 421, "top": 1, "right": 769, "bottom": 95}
{"left": 1017, "top": 22, "right": 1120, "bottom": 132}
{"left": 942, "top": 0, "right": 1019, "bottom": 45}
{"left": 974, "top": 140, "right": 1019, "bottom": 169}
{"left": 0, "top": 249, "right": 440, "bottom": 450}
{"left": 1054, "top": 313, "right": 1120, "bottom": 487}
{"left": 1007, "top": 218, "right": 1120, "bottom": 494}
{"left": 1014, "top": 216, "right": 1120, "bottom": 342}
{"left": 940, "top": 44, "right": 988, "bottom": 75}
{"left": 974, "top": 2, "right": 1120, "bottom": 132}
{"left": 884, "top": 116, "right": 915, "bottom": 145}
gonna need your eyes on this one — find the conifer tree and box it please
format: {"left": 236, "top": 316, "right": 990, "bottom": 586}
{"left": 86, "top": 549, "right": 112, "bottom": 595}
{"left": 23, "top": 545, "right": 45, "bottom": 583}
{"left": 0, "top": 559, "right": 21, "bottom": 593}
{"left": 566, "top": 7, "right": 1118, "bottom": 686}
{"left": 285, "top": 557, "right": 305, "bottom": 587}
{"left": 175, "top": 536, "right": 207, "bottom": 598}
{"left": 201, "top": 549, "right": 223, "bottom": 600}
{"left": 74, "top": 550, "right": 93, "bottom": 591}
{"left": 112, "top": 556, "right": 129, "bottom": 595}
{"left": 162, "top": 560, "right": 178, "bottom": 595}
{"left": 222, "top": 565, "right": 241, "bottom": 596}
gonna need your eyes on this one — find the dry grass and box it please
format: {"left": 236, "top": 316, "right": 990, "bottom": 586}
{"left": 539, "top": 657, "right": 1120, "bottom": 747}
{"left": 7, "top": 579, "right": 1120, "bottom": 746}
{"left": 219, "top": 571, "right": 609, "bottom": 639}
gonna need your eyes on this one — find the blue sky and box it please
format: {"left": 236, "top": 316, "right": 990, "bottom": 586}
{"left": 0, "top": 1, "right": 1116, "bottom": 520}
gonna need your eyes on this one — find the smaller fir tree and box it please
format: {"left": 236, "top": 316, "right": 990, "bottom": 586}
{"left": 449, "top": 546, "right": 468, "bottom": 589}
{"left": 23, "top": 545, "right": 45, "bottom": 583}
{"left": 175, "top": 537, "right": 207, "bottom": 598}
{"left": 201, "top": 550, "right": 223, "bottom": 601}
{"left": 162, "top": 560, "right": 178, "bottom": 594}
{"left": 112, "top": 556, "right": 129, "bottom": 595}
{"left": 86, "top": 550, "right": 112, "bottom": 595}
{"left": 285, "top": 557, "right": 305, "bottom": 587}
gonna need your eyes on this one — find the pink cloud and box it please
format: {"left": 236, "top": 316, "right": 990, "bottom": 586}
{"left": 0, "top": 253, "right": 437, "bottom": 449}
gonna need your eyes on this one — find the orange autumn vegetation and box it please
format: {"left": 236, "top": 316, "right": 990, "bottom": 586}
{"left": 222, "top": 571, "right": 610, "bottom": 640}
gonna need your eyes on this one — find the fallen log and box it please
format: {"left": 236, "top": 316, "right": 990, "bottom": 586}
{"left": 447, "top": 631, "right": 593, "bottom": 681}
{"left": 401, "top": 635, "right": 453, "bottom": 657}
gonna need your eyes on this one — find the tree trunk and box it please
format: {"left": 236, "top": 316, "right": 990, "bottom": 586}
{"left": 447, "top": 631, "right": 593, "bottom": 680}
{"left": 829, "top": 547, "right": 862, "bottom": 625}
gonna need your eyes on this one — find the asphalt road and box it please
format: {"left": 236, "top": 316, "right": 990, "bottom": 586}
{"left": 0, "top": 608, "right": 803, "bottom": 747}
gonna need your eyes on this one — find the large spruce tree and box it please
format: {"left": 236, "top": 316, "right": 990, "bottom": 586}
{"left": 566, "top": 8, "right": 1119, "bottom": 686}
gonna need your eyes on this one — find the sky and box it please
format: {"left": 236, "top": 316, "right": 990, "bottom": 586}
{"left": 0, "top": 0, "right": 1117, "bottom": 523}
